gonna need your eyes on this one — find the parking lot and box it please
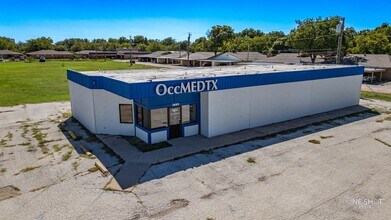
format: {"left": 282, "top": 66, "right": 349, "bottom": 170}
{"left": 0, "top": 99, "right": 391, "bottom": 219}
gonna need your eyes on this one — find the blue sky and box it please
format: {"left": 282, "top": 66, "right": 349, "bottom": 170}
{"left": 0, "top": 0, "right": 390, "bottom": 42}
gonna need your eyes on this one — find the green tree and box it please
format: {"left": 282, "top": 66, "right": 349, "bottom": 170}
{"left": 146, "top": 40, "right": 165, "bottom": 52}
{"left": 237, "top": 28, "right": 264, "bottom": 38}
{"left": 349, "top": 23, "right": 391, "bottom": 54}
{"left": 136, "top": 43, "right": 147, "bottom": 51}
{"left": 70, "top": 41, "right": 85, "bottom": 52}
{"left": 287, "top": 16, "right": 340, "bottom": 63}
{"left": 133, "top": 35, "right": 148, "bottom": 45}
{"left": 191, "top": 37, "right": 211, "bottom": 52}
{"left": 207, "top": 25, "right": 235, "bottom": 55}
{"left": 25, "top": 37, "right": 54, "bottom": 52}
{"left": 0, "top": 37, "right": 17, "bottom": 50}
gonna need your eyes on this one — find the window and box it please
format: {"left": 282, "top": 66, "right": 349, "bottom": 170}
{"left": 181, "top": 105, "right": 190, "bottom": 124}
{"left": 137, "top": 106, "right": 143, "bottom": 126}
{"left": 119, "top": 104, "right": 133, "bottom": 124}
{"left": 181, "top": 104, "right": 196, "bottom": 124}
{"left": 136, "top": 104, "right": 197, "bottom": 129}
{"left": 190, "top": 104, "right": 197, "bottom": 122}
{"left": 150, "top": 108, "right": 168, "bottom": 129}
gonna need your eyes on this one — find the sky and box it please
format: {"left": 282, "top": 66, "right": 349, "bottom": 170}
{"left": 0, "top": 0, "right": 390, "bottom": 42}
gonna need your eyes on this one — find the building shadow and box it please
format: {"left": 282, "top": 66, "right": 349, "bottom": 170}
{"left": 59, "top": 117, "right": 125, "bottom": 176}
{"left": 58, "top": 107, "right": 379, "bottom": 188}
{"left": 138, "top": 108, "right": 378, "bottom": 184}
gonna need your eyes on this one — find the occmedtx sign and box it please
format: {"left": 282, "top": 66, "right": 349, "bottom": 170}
{"left": 155, "top": 79, "right": 218, "bottom": 96}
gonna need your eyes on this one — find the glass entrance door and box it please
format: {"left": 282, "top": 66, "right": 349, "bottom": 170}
{"left": 168, "top": 107, "right": 182, "bottom": 139}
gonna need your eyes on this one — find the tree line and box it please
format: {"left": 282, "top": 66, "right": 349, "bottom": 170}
{"left": 1, "top": 16, "right": 390, "bottom": 58}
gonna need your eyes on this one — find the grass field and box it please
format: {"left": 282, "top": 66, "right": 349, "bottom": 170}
{"left": 0, "top": 60, "right": 154, "bottom": 107}
{"left": 361, "top": 91, "right": 391, "bottom": 102}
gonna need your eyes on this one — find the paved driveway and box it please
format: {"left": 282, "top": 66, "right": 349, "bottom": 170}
{"left": 0, "top": 100, "right": 390, "bottom": 219}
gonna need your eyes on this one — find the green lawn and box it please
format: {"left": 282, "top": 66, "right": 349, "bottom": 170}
{"left": 361, "top": 91, "right": 391, "bottom": 102}
{"left": 0, "top": 60, "right": 154, "bottom": 107}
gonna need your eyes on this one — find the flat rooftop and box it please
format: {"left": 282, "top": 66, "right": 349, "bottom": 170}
{"left": 78, "top": 64, "right": 357, "bottom": 83}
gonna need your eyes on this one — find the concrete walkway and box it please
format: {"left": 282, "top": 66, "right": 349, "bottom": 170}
{"left": 361, "top": 82, "right": 391, "bottom": 94}
{"left": 98, "top": 105, "right": 371, "bottom": 189}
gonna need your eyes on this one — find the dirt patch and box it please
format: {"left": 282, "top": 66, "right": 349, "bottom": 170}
{"left": 308, "top": 139, "right": 321, "bottom": 144}
{"left": 247, "top": 157, "right": 256, "bottom": 164}
{"left": 200, "top": 192, "right": 216, "bottom": 200}
{"left": 149, "top": 199, "right": 189, "bottom": 218}
{"left": 0, "top": 186, "right": 21, "bottom": 201}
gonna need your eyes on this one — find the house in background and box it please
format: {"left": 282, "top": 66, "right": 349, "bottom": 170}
{"left": 156, "top": 51, "right": 187, "bottom": 64}
{"left": 26, "top": 50, "right": 74, "bottom": 59}
{"left": 75, "top": 50, "right": 95, "bottom": 59}
{"left": 203, "top": 52, "right": 267, "bottom": 66}
{"left": 177, "top": 52, "right": 216, "bottom": 67}
{"left": 349, "top": 54, "right": 391, "bottom": 82}
{"left": 116, "top": 49, "right": 149, "bottom": 60}
{"left": 0, "top": 50, "right": 22, "bottom": 60}
{"left": 138, "top": 51, "right": 171, "bottom": 63}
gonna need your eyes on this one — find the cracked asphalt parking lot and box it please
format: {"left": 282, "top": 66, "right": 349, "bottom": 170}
{"left": 0, "top": 99, "right": 391, "bottom": 219}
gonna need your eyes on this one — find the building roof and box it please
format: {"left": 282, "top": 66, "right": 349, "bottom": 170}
{"left": 138, "top": 51, "right": 170, "bottom": 58}
{"left": 0, "top": 50, "right": 22, "bottom": 56}
{"left": 78, "top": 64, "right": 353, "bottom": 84}
{"left": 75, "top": 50, "right": 95, "bottom": 55}
{"left": 117, "top": 50, "right": 149, "bottom": 55}
{"left": 228, "top": 52, "right": 267, "bottom": 61}
{"left": 178, "top": 52, "right": 216, "bottom": 60}
{"left": 204, "top": 52, "right": 267, "bottom": 63}
{"left": 26, "top": 50, "right": 74, "bottom": 56}
{"left": 263, "top": 53, "right": 302, "bottom": 63}
{"left": 252, "top": 53, "right": 324, "bottom": 64}
{"left": 158, "top": 51, "right": 187, "bottom": 59}
{"left": 349, "top": 54, "right": 391, "bottom": 69}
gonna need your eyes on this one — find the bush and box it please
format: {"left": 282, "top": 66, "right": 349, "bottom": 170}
{"left": 25, "top": 57, "right": 34, "bottom": 63}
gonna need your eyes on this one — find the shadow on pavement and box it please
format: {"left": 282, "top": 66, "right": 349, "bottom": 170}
{"left": 139, "top": 110, "right": 377, "bottom": 184}
{"left": 59, "top": 118, "right": 124, "bottom": 176}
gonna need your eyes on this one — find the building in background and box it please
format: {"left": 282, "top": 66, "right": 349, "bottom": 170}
{"left": 138, "top": 51, "right": 171, "bottom": 63}
{"left": 349, "top": 54, "right": 391, "bottom": 82}
{"left": 203, "top": 52, "right": 267, "bottom": 66}
{"left": 26, "top": 50, "right": 74, "bottom": 59}
{"left": 0, "top": 50, "right": 22, "bottom": 60}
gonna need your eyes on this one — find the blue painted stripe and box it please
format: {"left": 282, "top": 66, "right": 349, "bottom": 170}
{"left": 67, "top": 66, "right": 364, "bottom": 100}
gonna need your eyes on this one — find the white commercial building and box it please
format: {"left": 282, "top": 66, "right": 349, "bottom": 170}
{"left": 67, "top": 64, "right": 364, "bottom": 144}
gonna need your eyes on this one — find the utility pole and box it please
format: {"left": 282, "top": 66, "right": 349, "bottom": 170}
{"left": 246, "top": 35, "right": 250, "bottom": 62}
{"left": 187, "top": 33, "right": 191, "bottom": 68}
{"left": 129, "top": 35, "right": 133, "bottom": 66}
{"left": 336, "top": 17, "right": 345, "bottom": 64}
{"left": 94, "top": 41, "right": 97, "bottom": 60}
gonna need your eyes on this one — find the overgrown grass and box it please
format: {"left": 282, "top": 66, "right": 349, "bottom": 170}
{"left": 61, "top": 112, "right": 72, "bottom": 119}
{"left": 6, "top": 131, "right": 13, "bottom": 140}
{"left": 0, "top": 60, "right": 155, "bottom": 107}
{"left": 62, "top": 151, "right": 72, "bottom": 161}
{"left": 72, "top": 161, "right": 79, "bottom": 170}
{"left": 88, "top": 167, "right": 99, "bottom": 172}
{"left": 320, "top": 135, "right": 334, "bottom": 139}
{"left": 247, "top": 157, "right": 256, "bottom": 164}
{"left": 361, "top": 91, "right": 391, "bottom": 102}
{"left": 19, "top": 165, "right": 41, "bottom": 173}
{"left": 121, "top": 135, "right": 172, "bottom": 152}
{"left": 0, "top": 139, "right": 6, "bottom": 146}
{"left": 0, "top": 167, "right": 7, "bottom": 173}
{"left": 308, "top": 139, "right": 321, "bottom": 144}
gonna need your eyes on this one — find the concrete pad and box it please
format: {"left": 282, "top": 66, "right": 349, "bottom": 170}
{"left": 97, "top": 135, "right": 143, "bottom": 160}
{"left": 1, "top": 100, "right": 391, "bottom": 219}
{"left": 114, "top": 161, "right": 151, "bottom": 189}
